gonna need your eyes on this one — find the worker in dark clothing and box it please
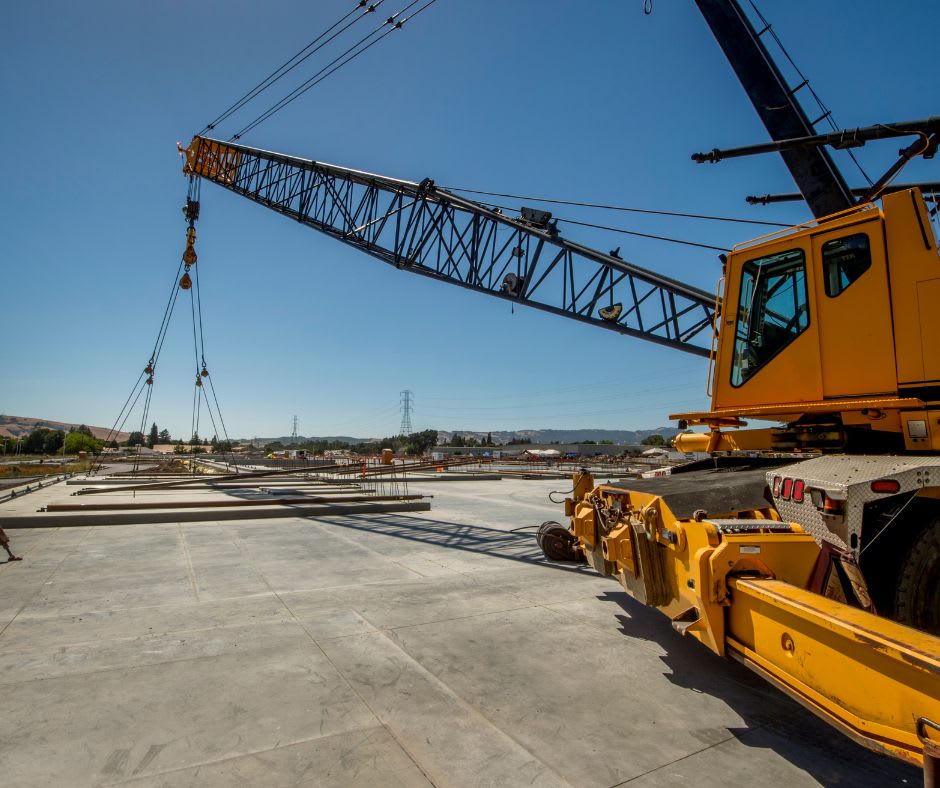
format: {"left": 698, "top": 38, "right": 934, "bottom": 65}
{"left": 0, "top": 527, "right": 21, "bottom": 561}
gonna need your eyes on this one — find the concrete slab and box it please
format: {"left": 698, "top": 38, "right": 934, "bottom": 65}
{"left": 0, "top": 477, "right": 919, "bottom": 786}
{"left": 124, "top": 727, "right": 433, "bottom": 788}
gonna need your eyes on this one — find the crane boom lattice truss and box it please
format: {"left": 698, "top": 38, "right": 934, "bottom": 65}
{"left": 182, "top": 137, "right": 717, "bottom": 357}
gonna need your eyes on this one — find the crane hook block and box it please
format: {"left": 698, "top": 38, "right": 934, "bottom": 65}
{"left": 183, "top": 227, "right": 197, "bottom": 266}
{"left": 180, "top": 272, "right": 193, "bottom": 290}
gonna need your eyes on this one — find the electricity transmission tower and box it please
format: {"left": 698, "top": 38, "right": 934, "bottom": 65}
{"left": 291, "top": 415, "right": 299, "bottom": 442}
{"left": 400, "top": 390, "right": 413, "bottom": 435}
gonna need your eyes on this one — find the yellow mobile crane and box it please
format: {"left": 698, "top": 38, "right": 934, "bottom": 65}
{"left": 177, "top": 0, "right": 940, "bottom": 779}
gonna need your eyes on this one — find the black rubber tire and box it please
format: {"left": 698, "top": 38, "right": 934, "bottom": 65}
{"left": 536, "top": 520, "right": 581, "bottom": 562}
{"left": 894, "top": 519, "right": 940, "bottom": 635}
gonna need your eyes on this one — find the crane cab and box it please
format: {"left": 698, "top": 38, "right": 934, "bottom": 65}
{"left": 677, "top": 189, "right": 940, "bottom": 453}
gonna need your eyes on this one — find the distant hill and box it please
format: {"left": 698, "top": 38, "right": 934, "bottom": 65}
{"left": 240, "top": 428, "right": 679, "bottom": 446}
{"left": 437, "top": 428, "right": 680, "bottom": 445}
{"left": 240, "top": 435, "right": 375, "bottom": 446}
{"left": 0, "top": 415, "right": 128, "bottom": 442}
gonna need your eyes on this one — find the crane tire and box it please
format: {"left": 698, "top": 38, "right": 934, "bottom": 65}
{"left": 537, "top": 520, "right": 581, "bottom": 562}
{"left": 893, "top": 518, "right": 940, "bottom": 635}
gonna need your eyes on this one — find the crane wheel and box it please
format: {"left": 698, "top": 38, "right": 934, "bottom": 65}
{"left": 894, "top": 518, "right": 940, "bottom": 635}
{"left": 537, "top": 520, "right": 582, "bottom": 562}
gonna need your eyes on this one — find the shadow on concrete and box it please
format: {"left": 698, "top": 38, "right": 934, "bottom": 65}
{"left": 313, "top": 512, "right": 593, "bottom": 574}
{"left": 310, "top": 513, "right": 919, "bottom": 784}
{"left": 598, "top": 590, "right": 918, "bottom": 786}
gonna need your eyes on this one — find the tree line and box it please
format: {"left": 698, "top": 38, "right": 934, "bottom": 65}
{"left": 2, "top": 422, "right": 233, "bottom": 456}
{"left": 263, "top": 429, "right": 439, "bottom": 457}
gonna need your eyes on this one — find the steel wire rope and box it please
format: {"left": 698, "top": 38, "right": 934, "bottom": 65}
{"left": 473, "top": 197, "right": 733, "bottom": 252}
{"left": 91, "top": 377, "right": 152, "bottom": 475}
{"left": 557, "top": 216, "right": 730, "bottom": 252}
{"left": 132, "top": 378, "right": 156, "bottom": 477}
{"left": 88, "top": 372, "right": 148, "bottom": 474}
{"left": 199, "top": 1, "right": 382, "bottom": 135}
{"left": 188, "top": 279, "right": 203, "bottom": 474}
{"left": 743, "top": 0, "right": 873, "bottom": 187}
{"left": 204, "top": 376, "right": 238, "bottom": 471}
{"left": 192, "top": 255, "right": 240, "bottom": 472}
{"left": 198, "top": 384, "right": 224, "bottom": 460}
{"left": 90, "top": 245, "right": 189, "bottom": 473}
{"left": 438, "top": 186, "right": 791, "bottom": 228}
{"left": 231, "top": 0, "right": 439, "bottom": 139}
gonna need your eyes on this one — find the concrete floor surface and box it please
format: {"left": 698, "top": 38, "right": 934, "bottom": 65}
{"left": 0, "top": 478, "right": 917, "bottom": 786}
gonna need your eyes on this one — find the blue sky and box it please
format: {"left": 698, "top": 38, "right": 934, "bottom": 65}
{"left": 2, "top": 1, "right": 937, "bottom": 440}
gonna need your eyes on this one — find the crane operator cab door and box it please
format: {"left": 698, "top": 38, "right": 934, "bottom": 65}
{"left": 713, "top": 237, "right": 823, "bottom": 411}
{"left": 810, "top": 218, "right": 895, "bottom": 398}
{"left": 711, "top": 210, "right": 896, "bottom": 413}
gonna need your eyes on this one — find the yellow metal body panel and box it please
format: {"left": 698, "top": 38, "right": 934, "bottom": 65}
{"left": 917, "top": 279, "right": 940, "bottom": 384}
{"left": 883, "top": 189, "right": 940, "bottom": 388}
{"left": 727, "top": 577, "right": 940, "bottom": 767}
{"left": 574, "top": 479, "right": 818, "bottom": 655}
{"left": 810, "top": 218, "right": 896, "bottom": 398}
{"left": 568, "top": 472, "right": 940, "bottom": 767}
{"left": 712, "top": 234, "right": 824, "bottom": 411}
{"left": 181, "top": 136, "right": 241, "bottom": 184}
{"left": 672, "top": 428, "right": 775, "bottom": 453}
{"left": 673, "top": 396, "right": 924, "bottom": 426}
{"left": 672, "top": 190, "right": 940, "bottom": 441}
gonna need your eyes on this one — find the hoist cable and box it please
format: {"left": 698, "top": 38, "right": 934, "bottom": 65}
{"left": 92, "top": 244, "right": 188, "bottom": 473}
{"left": 193, "top": 250, "right": 207, "bottom": 366}
{"left": 440, "top": 185, "right": 791, "bottom": 227}
{"left": 88, "top": 372, "right": 147, "bottom": 474}
{"left": 232, "top": 0, "right": 438, "bottom": 139}
{"left": 149, "top": 257, "right": 185, "bottom": 364}
{"left": 133, "top": 382, "right": 155, "bottom": 476}
{"left": 206, "top": 374, "right": 238, "bottom": 472}
{"left": 199, "top": 1, "right": 383, "bottom": 135}
{"left": 188, "top": 277, "right": 203, "bottom": 471}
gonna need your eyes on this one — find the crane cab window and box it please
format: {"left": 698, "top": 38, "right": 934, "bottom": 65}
{"left": 731, "top": 248, "right": 809, "bottom": 387}
{"left": 822, "top": 233, "right": 871, "bottom": 297}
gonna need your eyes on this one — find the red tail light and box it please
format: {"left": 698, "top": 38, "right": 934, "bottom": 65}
{"left": 792, "top": 478, "right": 805, "bottom": 503}
{"left": 870, "top": 478, "right": 901, "bottom": 494}
{"left": 781, "top": 477, "right": 793, "bottom": 500}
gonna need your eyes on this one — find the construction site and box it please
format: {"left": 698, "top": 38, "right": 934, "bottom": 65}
{"left": 3, "top": 0, "right": 940, "bottom": 786}
{"left": 0, "top": 458, "right": 923, "bottom": 786}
